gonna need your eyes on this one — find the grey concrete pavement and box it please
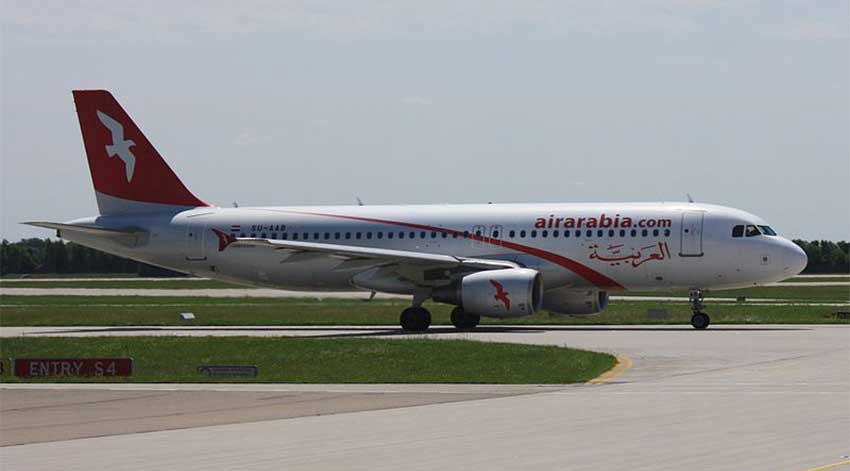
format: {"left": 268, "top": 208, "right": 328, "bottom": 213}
{"left": 1, "top": 325, "right": 848, "bottom": 471}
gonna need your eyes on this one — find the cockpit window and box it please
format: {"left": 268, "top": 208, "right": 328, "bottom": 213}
{"left": 745, "top": 225, "right": 761, "bottom": 237}
{"left": 732, "top": 225, "right": 744, "bottom": 238}
{"left": 758, "top": 225, "right": 777, "bottom": 236}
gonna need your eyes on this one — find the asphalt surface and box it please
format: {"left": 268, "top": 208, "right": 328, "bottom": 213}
{"left": 3, "top": 287, "right": 848, "bottom": 306}
{"left": 1, "top": 324, "right": 849, "bottom": 471}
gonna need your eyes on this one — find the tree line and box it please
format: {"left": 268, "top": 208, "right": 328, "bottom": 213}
{"left": 0, "top": 239, "right": 183, "bottom": 276}
{"left": 0, "top": 238, "right": 847, "bottom": 276}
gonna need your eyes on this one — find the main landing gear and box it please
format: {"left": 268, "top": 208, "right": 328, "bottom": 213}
{"left": 400, "top": 306, "right": 431, "bottom": 332}
{"left": 689, "top": 288, "right": 711, "bottom": 330}
{"left": 450, "top": 307, "right": 480, "bottom": 330}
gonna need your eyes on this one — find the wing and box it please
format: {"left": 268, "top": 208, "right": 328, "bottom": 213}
{"left": 226, "top": 237, "right": 519, "bottom": 287}
{"left": 96, "top": 110, "right": 124, "bottom": 140}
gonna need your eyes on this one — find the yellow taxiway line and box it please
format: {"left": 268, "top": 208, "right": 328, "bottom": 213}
{"left": 800, "top": 459, "right": 850, "bottom": 471}
{"left": 588, "top": 355, "right": 633, "bottom": 385}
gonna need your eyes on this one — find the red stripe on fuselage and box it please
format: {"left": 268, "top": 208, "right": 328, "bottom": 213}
{"left": 281, "top": 210, "right": 625, "bottom": 290}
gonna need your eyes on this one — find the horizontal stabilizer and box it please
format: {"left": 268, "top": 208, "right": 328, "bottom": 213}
{"left": 23, "top": 222, "right": 148, "bottom": 246}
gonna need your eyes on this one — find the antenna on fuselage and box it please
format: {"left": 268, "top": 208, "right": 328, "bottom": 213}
{"left": 686, "top": 193, "right": 695, "bottom": 203}
{"left": 232, "top": 201, "right": 239, "bottom": 208}
{"left": 356, "top": 196, "right": 364, "bottom": 206}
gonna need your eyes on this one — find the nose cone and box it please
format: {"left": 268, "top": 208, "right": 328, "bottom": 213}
{"left": 783, "top": 241, "right": 808, "bottom": 276}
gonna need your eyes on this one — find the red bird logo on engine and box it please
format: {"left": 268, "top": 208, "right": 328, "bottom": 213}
{"left": 211, "top": 228, "right": 237, "bottom": 252}
{"left": 490, "top": 279, "right": 511, "bottom": 311}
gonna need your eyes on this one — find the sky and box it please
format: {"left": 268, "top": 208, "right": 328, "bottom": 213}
{"left": 1, "top": 0, "right": 848, "bottom": 241}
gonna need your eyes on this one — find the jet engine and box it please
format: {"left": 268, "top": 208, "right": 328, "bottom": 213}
{"left": 543, "top": 288, "right": 609, "bottom": 316}
{"left": 433, "top": 268, "right": 543, "bottom": 318}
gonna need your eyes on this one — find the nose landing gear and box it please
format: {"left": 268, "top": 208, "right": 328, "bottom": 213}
{"left": 689, "top": 289, "right": 711, "bottom": 329}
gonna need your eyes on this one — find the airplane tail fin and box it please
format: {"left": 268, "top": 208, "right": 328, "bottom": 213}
{"left": 72, "top": 90, "right": 209, "bottom": 214}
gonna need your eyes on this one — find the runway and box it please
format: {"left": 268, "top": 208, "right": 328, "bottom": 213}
{"left": 2, "top": 325, "right": 849, "bottom": 471}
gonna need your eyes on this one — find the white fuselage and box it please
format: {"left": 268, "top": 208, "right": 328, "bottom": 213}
{"left": 64, "top": 201, "right": 807, "bottom": 294}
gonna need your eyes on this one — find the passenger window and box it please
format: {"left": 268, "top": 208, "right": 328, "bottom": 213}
{"left": 377, "top": 232, "right": 383, "bottom": 239}
{"left": 586, "top": 230, "right": 592, "bottom": 238}
{"left": 442, "top": 232, "right": 448, "bottom": 238}
{"left": 493, "top": 230, "right": 500, "bottom": 238}
{"left": 464, "top": 231, "right": 470, "bottom": 238}
{"left": 653, "top": 229, "right": 659, "bottom": 237}
{"left": 292, "top": 233, "right": 298, "bottom": 240}
{"left": 324, "top": 233, "right": 330, "bottom": 240}
{"left": 732, "top": 225, "right": 744, "bottom": 238}
{"left": 398, "top": 232, "right": 404, "bottom": 239}
{"left": 313, "top": 233, "right": 320, "bottom": 240}
{"left": 282, "top": 233, "right": 288, "bottom": 240}
{"left": 431, "top": 232, "right": 437, "bottom": 238}
{"left": 303, "top": 233, "right": 309, "bottom": 240}
{"left": 509, "top": 230, "right": 516, "bottom": 238}
{"left": 271, "top": 233, "right": 277, "bottom": 239}
{"left": 641, "top": 229, "right": 648, "bottom": 237}
{"left": 564, "top": 230, "right": 570, "bottom": 238}
{"left": 410, "top": 232, "right": 416, "bottom": 239}
{"left": 387, "top": 232, "right": 393, "bottom": 239}
{"left": 552, "top": 230, "right": 559, "bottom": 237}
{"left": 608, "top": 230, "right": 615, "bottom": 237}
{"left": 356, "top": 232, "right": 362, "bottom": 240}
{"left": 366, "top": 232, "right": 373, "bottom": 239}
{"left": 664, "top": 229, "right": 670, "bottom": 237}
{"left": 541, "top": 230, "right": 547, "bottom": 238}
{"left": 745, "top": 225, "right": 760, "bottom": 237}
{"left": 597, "top": 230, "right": 603, "bottom": 237}
{"left": 531, "top": 230, "right": 537, "bottom": 238}
{"left": 452, "top": 232, "right": 458, "bottom": 238}
{"left": 520, "top": 230, "right": 527, "bottom": 238}
{"left": 335, "top": 233, "right": 341, "bottom": 240}
{"left": 261, "top": 233, "right": 267, "bottom": 238}
{"left": 420, "top": 231, "right": 427, "bottom": 239}
{"left": 619, "top": 229, "right": 625, "bottom": 237}
{"left": 630, "top": 229, "right": 637, "bottom": 237}
{"left": 345, "top": 232, "right": 351, "bottom": 240}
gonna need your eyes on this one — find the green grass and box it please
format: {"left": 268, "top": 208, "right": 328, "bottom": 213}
{"left": 3, "top": 280, "right": 847, "bottom": 302}
{"left": 0, "top": 279, "right": 241, "bottom": 289}
{"left": 0, "top": 296, "right": 846, "bottom": 326}
{"left": 0, "top": 337, "right": 615, "bottom": 384}
{"left": 780, "top": 277, "right": 849, "bottom": 283}
{"left": 0, "top": 273, "right": 150, "bottom": 279}
{"left": 627, "top": 285, "right": 849, "bottom": 302}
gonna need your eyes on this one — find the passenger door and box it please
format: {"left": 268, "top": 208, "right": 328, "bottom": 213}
{"left": 679, "top": 211, "right": 704, "bottom": 257}
{"left": 185, "top": 220, "right": 208, "bottom": 261}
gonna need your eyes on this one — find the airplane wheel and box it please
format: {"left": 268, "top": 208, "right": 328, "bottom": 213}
{"left": 691, "top": 312, "right": 710, "bottom": 330}
{"left": 450, "top": 307, "right": 480, "bottom": 330}
{"left": 400, "top": 307, "right": 431, "bottom": 332}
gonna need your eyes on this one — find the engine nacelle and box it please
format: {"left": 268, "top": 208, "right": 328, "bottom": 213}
{"left": 434, "top": 268, "right": 543, "bottom": 318}
{"left": 543, "top": 288, "right": 609, "bottom": 316}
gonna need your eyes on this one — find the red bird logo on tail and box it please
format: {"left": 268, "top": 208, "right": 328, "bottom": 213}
{"left": 211, "top": 229, "right": 237, "bottom": 252}
{"left": 490, "top": 279, "right": 511, "bottom": 311}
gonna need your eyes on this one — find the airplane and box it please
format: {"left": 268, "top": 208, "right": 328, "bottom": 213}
{"left": 25, "top": 90, "right": 808, "bottom": 331}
